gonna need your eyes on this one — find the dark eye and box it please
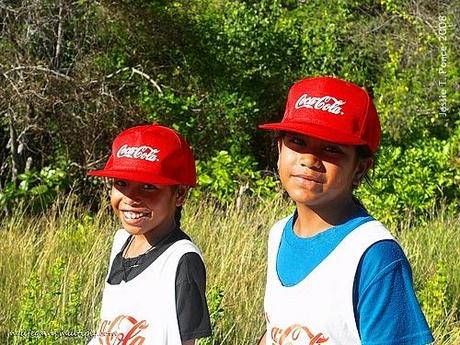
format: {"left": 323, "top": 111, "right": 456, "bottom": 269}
{"left": 287, "top": 135, "right": 306, "bottom": 146}
{"left": 142, "top": 184, "right": 157, "bottom": 190}
{"left": 114, "top": 179, "right": 127, "bottom": 187}
{"left": 324, "top": 145, "right": 343, "bottom": 154}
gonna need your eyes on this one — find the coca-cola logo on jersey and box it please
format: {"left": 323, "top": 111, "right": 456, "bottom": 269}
{"left": 270, "top": 324, "right": 329, "bottom": 345}
{"left": 98, "top": 314, "right": 148, "bottom": 344}
{"left": 117, "top": 145, "right": 160, "bottom": 162}
{"left": 294, "top": 94, "right": 346, "bottom": 115}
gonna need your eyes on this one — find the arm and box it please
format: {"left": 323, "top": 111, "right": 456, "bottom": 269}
{"left": 355, "top": 241, "right": 434, "bottom": 344}
{"left": 258, "top": 331, "right": 266, "bottom": 345}
{"left": 176, "top": 253, "right": 212, "bottom": 342}
{"left": 182, "top": 340, "right": 195, "bottom": 345}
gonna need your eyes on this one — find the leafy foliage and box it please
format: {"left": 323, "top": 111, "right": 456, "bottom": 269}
{"left": 0, "top": 0, "right": 459, "bottom": 223}
{"left": 192, "top": 151, "right": 278, "bottom": 204}
{"left": 0, "top": 165, "right": 71, "bottom": 213}
{"left": 357, "top": 132, "right": 460, "bottom": 225}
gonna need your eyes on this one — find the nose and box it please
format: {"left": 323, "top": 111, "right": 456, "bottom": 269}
{"left": 299, "top": 152, "right": 322, "bottom": 170}
{"left": 121, "top": 185, "right": 142, "bottom": 205}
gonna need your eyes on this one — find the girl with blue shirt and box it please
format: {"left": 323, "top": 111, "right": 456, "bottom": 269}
{"left": 257, "top": 76, "right": 433, "bottom": 345}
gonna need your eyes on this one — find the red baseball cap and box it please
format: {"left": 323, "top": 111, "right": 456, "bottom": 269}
{"left": 259, "top": 76, "right": 381, "bottom": 153}
{"left": 88, "top": 124, "right": 196, "bottom": 186}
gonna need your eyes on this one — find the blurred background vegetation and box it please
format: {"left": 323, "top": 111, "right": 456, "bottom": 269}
{"left": 0, "top": 0, "right": 459, "bottom": 343}
{"left": 1, "top": 0, "right": 458, "bottom": 222}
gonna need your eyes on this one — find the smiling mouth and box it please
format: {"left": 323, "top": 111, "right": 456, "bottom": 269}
{"left": 292, "top": 174, "right": 323, "bottom": 184}
{"left": 122, "top": 211, "right": 151, "bottom": 220}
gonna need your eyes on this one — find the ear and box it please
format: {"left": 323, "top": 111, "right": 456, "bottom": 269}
{"left": 352, "top": 158, "right": 373, "bottom": 188}
{"left": 175, "top": 185, "right": 189, "bottom": 206}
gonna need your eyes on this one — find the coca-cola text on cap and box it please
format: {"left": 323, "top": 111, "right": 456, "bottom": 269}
{"left": 259, "top": 76, "right": 381, "bottom": 153}
{"left": 88, "top": 124, "right": 196, "bottom": 186}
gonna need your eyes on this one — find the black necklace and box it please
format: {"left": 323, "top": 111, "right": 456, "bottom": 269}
{"left": 121, "top": 237, "right": 156, "bottom": 280}
{"left": 121, "top": 231, "right": 175, "bottom": 281}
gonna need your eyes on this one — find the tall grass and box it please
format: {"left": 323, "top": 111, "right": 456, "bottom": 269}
{"left": 0, "top": 195, "right": 458, "bottom": 344}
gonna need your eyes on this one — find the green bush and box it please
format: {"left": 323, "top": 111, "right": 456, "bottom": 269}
{"left": 143, "top": 89, "right": 258, "bottom": 158}
{"left": 192, "top": 151, "right": 279, "bottom": 204}
{"left": 0, "top": 165, "right": 71, "bottom": 213}
{"left": 356, "top": 132, "right": 460, "bottom": 225}
{"left": 1, "top": 0, "right": 459, "bottom": 223}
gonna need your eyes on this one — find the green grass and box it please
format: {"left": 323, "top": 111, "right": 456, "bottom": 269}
{"left": 0, "top": 195, "right": 458, "bottom": 344}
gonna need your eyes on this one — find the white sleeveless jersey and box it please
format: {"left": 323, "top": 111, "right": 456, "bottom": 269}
{"left": 89, "top": 229, "right": 202, "bottom": 345}
{"left": 264, "top": 215, "right": 394, "bottom": 345}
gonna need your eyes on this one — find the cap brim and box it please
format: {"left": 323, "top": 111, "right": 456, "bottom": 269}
{"left": 258, "top": 122, "right": 366, "bottom": 146}
{"left": 88, "top": 169, "right": 196, "bottom": 186}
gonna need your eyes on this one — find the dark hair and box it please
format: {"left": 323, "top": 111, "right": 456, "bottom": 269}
{"left": 171, "top": 184, "right": 186, "bottom": 228}
{"left": 353, "top": 145, "right": 377, "bottom": 210}
{"left": 355, "top": 145, "right": 376, "bottom": 187}
{"left": 174, "top": 206, "right": 182, "bottom": 228}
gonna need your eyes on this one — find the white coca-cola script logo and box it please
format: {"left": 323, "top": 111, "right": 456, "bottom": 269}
{"left": 117, "top": 145, "right": 160, "bottom": 162}
{"left": 294, "top": 94, "right": 346, "bottom": 115}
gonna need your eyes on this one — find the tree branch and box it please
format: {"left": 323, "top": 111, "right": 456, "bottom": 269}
{"left": 53, "top": 1, "right": 64, "bottom": 69}
{"left": 105, "top": 67, "right": 163, "bottom": 94}
{"left": 4, "top": 65, "right": 73, "bottom": 81}
{"left": 7, "top": 111, "right": 22, "bottom": 183}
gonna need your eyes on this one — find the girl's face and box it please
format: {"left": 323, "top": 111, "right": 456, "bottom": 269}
{"left": 278, "top": 132, "right": 371, "bottom": 209}
{"left": 110, "top": 180, "right": 187, "bottom": 236}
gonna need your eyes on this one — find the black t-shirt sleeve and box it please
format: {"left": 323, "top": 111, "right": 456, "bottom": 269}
{"left": 175, "top": 252, "right": 212, "bottom": 341}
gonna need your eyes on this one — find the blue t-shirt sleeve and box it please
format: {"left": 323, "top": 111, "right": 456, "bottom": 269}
{"left": 354, "top": 240, "right": 434, "bottom": 345}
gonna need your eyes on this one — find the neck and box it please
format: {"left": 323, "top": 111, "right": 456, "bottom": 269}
{"left": 294, "top": 197, "right": 361, "bottom": 237}
{"left": 125, "top": 217, "right": 176, "bottom": 258}
{"left": 144, "top": 217, "right": 177, "bottom": 246}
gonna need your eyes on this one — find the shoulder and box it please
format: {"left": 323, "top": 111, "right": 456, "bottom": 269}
{"left": 357, "top": 239, "right": 411, "bottom": 289}
{"left": 351, "top": 219, "right": 394, "bottom": 243}
{"left": 355, "top": 239, "right": 412, "bottom": 293}
{"left": 175, "top": 253, "right": 212, "bottom": 341}
{"left": 162, "top": 229, "right": 202, "bottom": 262}
{"left": 361, "top": 240, "right": 409, "bottom": 272}
{"left": 354, "top": 241, "right": 434, "bottom": 344}
{"left": 176, "top": 252, "right": 206, "bottom": 286}
{"left": 363, "top": 239, "right": 407, "bottom": 262}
